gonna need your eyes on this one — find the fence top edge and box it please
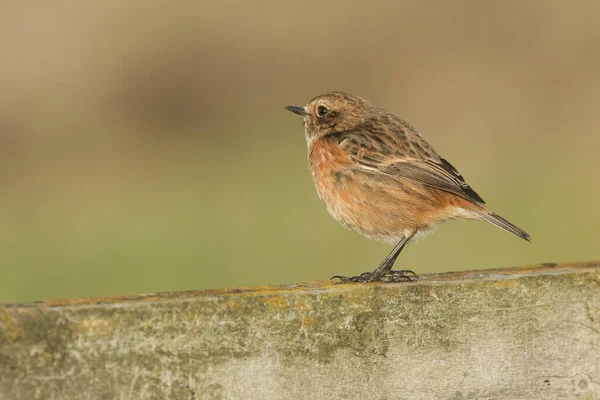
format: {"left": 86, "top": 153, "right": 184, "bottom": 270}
{"left": 3, "top": 261, "right": 599, "bottom": 310}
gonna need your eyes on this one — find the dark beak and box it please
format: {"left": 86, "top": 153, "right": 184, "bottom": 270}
{"left": 285, "top": 105, "right": 307, "bottom": 116}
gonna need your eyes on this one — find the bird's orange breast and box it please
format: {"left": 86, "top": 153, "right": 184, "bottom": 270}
{"left": 308, "top": 138, "right": 356, "bottom": 222}
{"left": 308, "top": 138, "right": 407, "bottom": 242}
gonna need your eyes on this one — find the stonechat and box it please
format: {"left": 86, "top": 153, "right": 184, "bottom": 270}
{"left": 285, "top": 91, "right": 530, "bottom": 283}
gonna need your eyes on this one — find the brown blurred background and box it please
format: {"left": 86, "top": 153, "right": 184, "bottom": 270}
{"left": 1, "top": 0, "right": 598, "bottom": 303}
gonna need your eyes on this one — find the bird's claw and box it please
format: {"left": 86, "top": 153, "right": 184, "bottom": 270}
{"left": 331, "top": 269, "right": 417, "bottom": 283}
{"left": 384, "top": 269, "right": 418, "bottom": 282}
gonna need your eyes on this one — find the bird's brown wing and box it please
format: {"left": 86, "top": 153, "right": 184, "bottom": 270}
{"left": 336, "top": 127, "right": 486, "bottom": 205}
{"left": 383, "top": 158, "right": 485, "bottom": 204}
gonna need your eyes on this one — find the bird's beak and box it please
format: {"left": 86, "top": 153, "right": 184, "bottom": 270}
{"left": 285, "top": 105, "right": 307, "bottom": 116}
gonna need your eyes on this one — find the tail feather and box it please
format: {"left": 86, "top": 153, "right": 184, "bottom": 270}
{"left": 478, "top": 210, "right": 531, "bottom": 242}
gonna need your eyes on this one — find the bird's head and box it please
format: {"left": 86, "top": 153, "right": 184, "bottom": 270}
{"left": 285, "top": 91, "right": 373, "bottom": 143}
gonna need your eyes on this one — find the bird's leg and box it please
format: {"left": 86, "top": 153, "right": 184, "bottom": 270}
{"left": 332, "top": 236, "right": 416, "bottom": 283}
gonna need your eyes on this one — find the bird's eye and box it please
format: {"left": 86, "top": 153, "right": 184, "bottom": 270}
{"left": 317, "top": 105, "right": 329, "bottom": 117}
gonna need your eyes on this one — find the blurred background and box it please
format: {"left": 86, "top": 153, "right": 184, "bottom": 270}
{"left": 1, "top": 0, "right": 599, "bottom": 303}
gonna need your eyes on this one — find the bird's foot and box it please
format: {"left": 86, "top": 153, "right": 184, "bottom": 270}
{"left": 331, "top": 271, "right": 374, "bottom": 283}
{"left": 385, "top": 269, "right": 418, "bottom": 282}
{"left": 331, "top": 269, "right": 417, "bottom": 283}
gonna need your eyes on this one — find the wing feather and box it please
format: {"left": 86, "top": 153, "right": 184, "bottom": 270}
{"left": 336, "top": 127, "right": 485, "bottom": 204}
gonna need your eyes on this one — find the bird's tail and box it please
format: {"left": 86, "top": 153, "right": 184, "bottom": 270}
{"left": 476, "top": 208, "right": 531, "bottom": 242}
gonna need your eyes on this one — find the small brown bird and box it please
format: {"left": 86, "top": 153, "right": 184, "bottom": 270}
{"left": 285, "top": 91, "right": 530, "bottom": 283}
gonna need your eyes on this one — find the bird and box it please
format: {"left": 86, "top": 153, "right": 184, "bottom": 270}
{"left": 285, "top": 91, "right": 530, "bottom": 283}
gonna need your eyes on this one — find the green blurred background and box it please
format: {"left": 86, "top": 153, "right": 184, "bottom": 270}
{"left": 1, "top": 1, "right": 598, "bottom": 303}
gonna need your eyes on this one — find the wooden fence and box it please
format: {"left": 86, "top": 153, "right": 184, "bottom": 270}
{"left": 1, "top": 262, "right": 599, "bottom": 399}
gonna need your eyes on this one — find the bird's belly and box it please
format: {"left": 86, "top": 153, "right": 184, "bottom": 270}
{"left": 311, "top": 166, "right": 452, "bottom": 243}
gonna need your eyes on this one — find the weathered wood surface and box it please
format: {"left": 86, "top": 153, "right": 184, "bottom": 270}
{"left": 1, "top": 262, "right": 599, "bottom": 400}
